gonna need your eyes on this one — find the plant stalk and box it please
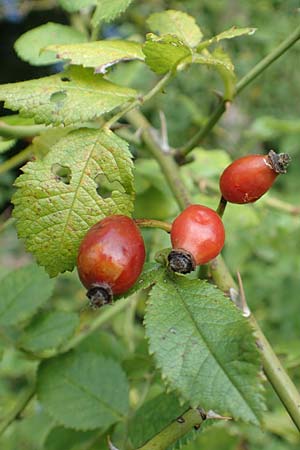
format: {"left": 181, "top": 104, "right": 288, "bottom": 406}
{"left": 0, "top": 146, "right": 34, "bottom": 175}
{"left": 178, "top": 24, "right": 300, "bottom": 157}
{"left": 134, "top": 219, "right": 171, "bottom": 233}
{"left": 126, "top": 110, "right": 190, "bottom": 210}
{"left": 130, "top": 109, "right": 300, "bottom": 432}
{"left": 0, "top": 122, "right": 45, "bottom": 139}
{"left": 138, "top": 408, "right": 205, "bottom": 450}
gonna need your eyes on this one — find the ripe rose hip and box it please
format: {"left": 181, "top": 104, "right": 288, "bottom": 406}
{"left": 168, "top": 204, "right": 225, "bottom": 274}
{"left": 219, "top": 150, "right": 290, "bottom": 204}
{"left": 77, "top": 215, "right": 145, "bottom": 308}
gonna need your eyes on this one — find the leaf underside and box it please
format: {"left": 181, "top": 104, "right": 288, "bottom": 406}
{"left": 46, "top": 40, "right": 144, "bottom": 73}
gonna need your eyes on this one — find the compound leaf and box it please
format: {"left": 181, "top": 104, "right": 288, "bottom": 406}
{"left": 0, "top": 66, "right": 137, "bottom": 126}
{"left": 14, "top": 22, "right": 87, "bottom": 66}
{"left": 19, "top": 311, "right": 79, "bottom": 353}
{"left": 145, "top": 271, "right": 265, "bottom": 424}
{"left": 46, "top": 40, "right": 144, "bottom": 74}
{"left": 12, "top": 128, "right": 134, "bottom": 277}
{"left": 143, "top": 34, "right": 191, "bottom": 74}
{"left": 147, "top": 10, "right": 203, "bottom": 47}
{"left": 37, "top": 352, "right": 129, "bottom": 430}
{"left": 0, "top": 264, "right": 55, "bottom": 326}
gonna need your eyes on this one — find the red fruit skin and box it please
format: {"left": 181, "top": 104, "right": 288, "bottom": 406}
{"left": 171, "top": 205, "right": 225, "bottom": 265}
{"left": 220, "top": 154, "right": 277, "bottom": 204}
{"left": 77, "top": 215, "right": 145, "bottom": 295}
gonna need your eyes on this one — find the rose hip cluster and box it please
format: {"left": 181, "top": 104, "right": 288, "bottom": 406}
{"left": 77, "top": 150, "right": 290, "bottom": 307}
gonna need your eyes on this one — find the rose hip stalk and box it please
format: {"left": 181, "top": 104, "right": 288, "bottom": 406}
{"left": 168, "top": 204, "right": 225, "bottom": 274}
{"left": 219, "top": 150, "right": 291, "bottom": 204}
{"left": 77, "top": 215, "right": 145, "bottom": 308}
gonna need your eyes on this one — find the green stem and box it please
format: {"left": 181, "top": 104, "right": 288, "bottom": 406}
{"left": 59, "top": 296, "right": 132, "bottom": 354}
{"left": 209, "top": 255, "right": 300, "bottom": 432}
{"left": 250, "top": 315, "right": 300, "bottom": 431}
{"left": 235, "top": 24, "right": 300, "bottom": 94}
{"left": 216, "top": 195, "right": 227, "bottom": 218}
{"left": 138, "top": 409, "right": 205, "bottom": 450}
{"left": 134, "top": 218, "right": 171, "bottom": 233}
{"left": 104, "top": 72, "right": 173, "bottom": 130}
{"left": 0, "top": 385, "right": 35, "bottom": 436}
{"left": 179, "top": 101, "right": 226, "bottom": 157}
{"left": 178, "top": 24, "right": 300, "bottom": 157}
{"left": 0, "top": 146, "right": 34, "bottom": 175}
{"left": 0, "top": 122, "right": 45, "bottom": 139}
{"left": 132, "top": 110, "right": 300, "bottom": 432}
{"left": 126, "top": 110, "right": 190, "bottom": 210}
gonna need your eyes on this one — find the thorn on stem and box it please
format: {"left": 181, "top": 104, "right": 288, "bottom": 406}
{"left": 237, "top": 272, "right": 251, "bottom": 317}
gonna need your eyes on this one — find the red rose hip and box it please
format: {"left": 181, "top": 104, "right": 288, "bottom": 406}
{"left": 219, "top": 150, "right": 290, "bottom": 204}
{"left": 168, "top": 204, "right": 225, "bottom": 274}
{"left": 77, "top": 215, "right": 145, "bottom": 308}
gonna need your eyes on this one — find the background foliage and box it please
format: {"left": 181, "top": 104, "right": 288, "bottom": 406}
{"left": 0, "top": 0, "right": 300, "bottom": 449}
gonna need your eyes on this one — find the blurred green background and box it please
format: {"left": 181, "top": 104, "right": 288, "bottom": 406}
{"left": 0, "top": 0, "right": 300, "bottom": 449}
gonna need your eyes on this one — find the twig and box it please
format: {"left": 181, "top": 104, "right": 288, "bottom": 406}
{"left": 134, "top": 219, "right": 171, "bottom": 233}
{"left": 128, "top": 108, "right": 300, "bottom": 432}
{"left": 178, "top": 24, "right": 300, "bottom": 157}
{"left": 137, "top": 408, "right": 205, "bottom": 450}
{"left": 0, "top": 385, "right": 35, "bottom": 436}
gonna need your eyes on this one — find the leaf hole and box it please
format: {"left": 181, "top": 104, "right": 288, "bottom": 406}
{"left": 50, "top": 90, "right": 67, "bottom": 105}
{"left": 52, "top": 163, "right": 72, "bottom": 185}
{"left": 95, "top": 173, "right": 125, "bottom": 199}
{"left": 61, "top": 77, "right": 71, "bottom": 82}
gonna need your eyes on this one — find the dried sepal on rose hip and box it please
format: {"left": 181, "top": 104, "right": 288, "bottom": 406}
{"left": 168, "top": 204, "right": 225, "bottom": 274}
{"left": 219, "top": 150, "right": 291, "bottom": 204}
{"left": 77, "top": 215, "right": 145, "bottom": 308}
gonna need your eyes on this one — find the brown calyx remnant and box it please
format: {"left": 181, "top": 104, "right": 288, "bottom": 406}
{"left": 87, "top": 283, "right": 113, "bottom": 309}
{"left": 267, "top": 150, "right": 291, "bottom": 174}
{"left": 168, "top": 249, "right": 196, "bottom": 274}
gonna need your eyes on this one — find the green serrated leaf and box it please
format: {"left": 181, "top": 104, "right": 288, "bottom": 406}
{"left": 143, "top": 34, "right": 191, "bottom": 75}
{"left": 117, "top": 262, "right": 161, "bottom": 299}
{"left": 193, "top": 48, "right": 236, "bottom": 99}
{"left": 19, "top": 310, "right": 79, "bottom": 353}
{"left": 0, "top": 137, "right": 16, "bottom": 153}
{"left": 14, "top": 22, "right": 87, "bottom": 66}
{"left": 197, "top": 26, "right": 256, "bottom": 51}
{"left": 145, "top": 272, "right": 265, "bottom": 424}
{"left": 147, "top": 10, "right": 203, "bottom": 48}
{"left": 12, "top": 129, "right": 134, "bottom": 277}
{"left": 192, "top": 51, "right": 234, "bottom": 73}
{"left": 212, "top": 48, "right": 236, "bottom": 100}
{"left": 25, "top": 127, "right": 73, "bottom": 160}
{"left": 0, "top": 66, "right": 137, "bottom": 126}
{"left": 91, "top": 0, "right": 133, "bottom": 27}
{"left": 129, "top": 392, "right": 187, "bottom": 448}
{"left": 46, "top": 40, "right": 144, "bottom": 74}
{"left": 0, "top": 264, "right": 55, "bottom": 326}
{"left": 37, "top": 352, "right": 129, "bottom": 430}
{"left": 58, "top": 0, "right": 96, "bottom": 12}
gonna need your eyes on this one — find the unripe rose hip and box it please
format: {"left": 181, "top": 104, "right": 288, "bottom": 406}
{"left": 77, "top": 215, "right": 145, "bottom": 308}
{"left": 219, "top": 150, "right": 290, "bottom": 204}
{"left": 168, "top": 204, "right": 225, "bottom": 274}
